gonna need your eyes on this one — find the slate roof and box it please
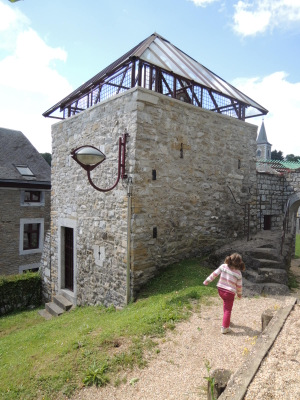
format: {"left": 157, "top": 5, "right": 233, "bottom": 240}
{"left": 257, "top": 121, "right": 271, "bottom": 145}
{"left": 0, "top": 127, "right": 51, "bottom": 188}
{"left": 43, "top": 33, "right": 268, "bottom": 120}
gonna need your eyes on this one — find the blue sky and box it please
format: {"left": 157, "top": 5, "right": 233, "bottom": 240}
{"left": 0, "top": 0, "right": 299, "bottom": 156}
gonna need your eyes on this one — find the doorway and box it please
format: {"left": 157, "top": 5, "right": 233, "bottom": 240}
{"left": 264, "top": 215, "right": 272, "bottom": 230}
{"left": 64, "top": 227, "right": 74, "bottom": 291}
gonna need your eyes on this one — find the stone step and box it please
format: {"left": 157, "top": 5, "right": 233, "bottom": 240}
{"left": 261, "top": 283, "right": 290, "bottom": 296}
{"left": 38, "top": 309, "right": 53, "bottom": 320}
{"left": 45, "top": 302, "right": 64, "bottom": 317}
{"left": 245, "top": 248, "right": 281, "bottom": 261}
{"left": 53, "top": 294, "right": 73, "bottom": 311}
{"left": 254, "top": 258, "right": 284, "bottom": 269}
{"left": 243, "top": 269, "right": 264, "bottom": 284}
{"left": 243, "top": 278, "right": 290, "bottom": 297}
{"left": 258, "top": 268, "right": 288, "bottom": 285}
{"left": 244, "top": 267, "right": 288, "bottom": 285}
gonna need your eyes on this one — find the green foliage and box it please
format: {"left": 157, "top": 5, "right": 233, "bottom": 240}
{"left": 0, "top": 258, "right": 217, "bottom": 399}
{"left": 83, "top": 362, "right": 109, "bottom": 387}
{"left": 295, "top": 234, "right": 300, "bottom": 259}
{"left": 271, "top": 149, "right": 284, "bottom": 160}
{"left": 0, "top": 272, "right": 42, "bottom": 315}
{"left": 288, "top": 272, "right": 299, "bottom": 289}
{"left": 285, "top": 154, "right": 300, "bottom": 162}
{"left": 40, "top": 152, "right": 52, "bottom": 166}
{"left": 204, "top": 359, "right": 216, "bottom": 400}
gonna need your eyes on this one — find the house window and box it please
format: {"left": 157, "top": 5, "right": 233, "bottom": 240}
{"left": 15, "top": 165, "right": 34, "bottom": 176}
{"left": 19, "top": 263, "right": 40, "bottom": 273}
{"left": 23, "top": 223, "right": 40, "bottom": 250}
{"left": 25, "top": 191, "right": 41, "bottom": 203}
{"left": 21, "top": 190, "right": 45, "bottom": 206}
{"left": 19, "top": 218, "right": 44, "bottom": 255}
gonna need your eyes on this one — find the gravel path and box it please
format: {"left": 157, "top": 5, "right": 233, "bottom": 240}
{"left": 244, "top": 259, "right": 300, "bottom": 400}
{"left": 71, "top": 295, "right": 292, "bottom": 400}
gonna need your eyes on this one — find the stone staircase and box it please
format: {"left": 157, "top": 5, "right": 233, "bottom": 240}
{"left": 243, "top": 245, "right": 290, "bottom": 296}
{"left": 38, "top": 292, "right": 74, "bottom": 320}
{"left": 206, "top": 230, "right": 293, "bottom": 297}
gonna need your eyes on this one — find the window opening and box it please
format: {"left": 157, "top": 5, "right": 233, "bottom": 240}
{"left": 16, "top": 165, "right": 34, "bottom": 176}
{"left": 24, "top": 191, "right": 41, "bottom": 203}
{"left": 23, "top": 223, "right": 40, "bottom": 250}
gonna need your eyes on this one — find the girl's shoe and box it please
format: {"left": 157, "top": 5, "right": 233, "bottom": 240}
{"left": 221, "top": 327, "right": 230, "bottom": 334}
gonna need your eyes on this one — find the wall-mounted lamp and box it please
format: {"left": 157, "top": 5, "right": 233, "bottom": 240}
{"left": 71, "top": 131, "right": 129, "bottom": 192}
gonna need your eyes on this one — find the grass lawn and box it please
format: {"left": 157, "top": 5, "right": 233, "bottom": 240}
{"left": 295, "top": 234, "right": 300, "bottom": 258}
{"left": 0, "top": 258, "right": 217, "bottom": 400}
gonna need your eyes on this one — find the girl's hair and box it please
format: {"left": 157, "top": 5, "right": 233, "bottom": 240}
{"left": 225, "top": 253, "right": 245, "bottom": 271}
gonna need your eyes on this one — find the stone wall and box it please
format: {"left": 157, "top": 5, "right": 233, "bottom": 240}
{"left": 256, "top": 173, "right": 286, "bottom": 230}
{"left": 40, "top": 230, "right": 52, "bottom": 302}
{"left": 130, "top": 89, "right": 258, "bottom": 291}
{"left": 50, "top": 88, "right": 137, "bottom": 307}
{"left": 0, "top": 187, "right": 51, "bottom": 275}
{"left": 48, "top": 87, "right": 258, "bottom": 306}
{"left": 256, "top": 171, "right": 299, "bottom": 232}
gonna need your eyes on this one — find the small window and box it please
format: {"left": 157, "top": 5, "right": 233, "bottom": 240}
{"left": 19, "top": 218, "right": 44, "bottom": 255}
{"left": 24, "top": 190, "right": 41, "bottom": 203}
{"left": 19, "top": 263, "right": 40, "bottom": 274}
{"left": 23, "top": 267, "right": 39, "bottom": 273}
{"left": 16, "top": 165, "right": 34, "bottom": 176}
{"left": 23, "top": 223, "right": 40, "bottom": 250}
{"left": 21, "top": 190, "right": 45, "bottom": 206}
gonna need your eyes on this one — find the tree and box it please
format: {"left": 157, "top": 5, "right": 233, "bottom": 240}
{"left": 271, "top": 150, "right": 284, "bottom": 161}
{"left": 285, "top": 154, "right": 300, "bottom": 162}
{"left": 40, "top": 152, "right": 52, "bottom": 166}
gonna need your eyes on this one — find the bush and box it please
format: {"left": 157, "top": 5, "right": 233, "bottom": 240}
{"left": 0, "top": 272, "right": 42, "bottom": 316}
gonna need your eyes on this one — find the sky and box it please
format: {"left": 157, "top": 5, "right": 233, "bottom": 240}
{"left": 0, "top": 0, "right": 299, "bottom": 156}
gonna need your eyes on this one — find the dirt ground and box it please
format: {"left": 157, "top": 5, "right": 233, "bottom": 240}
{"left": 70, "top": 260, "right": 300, "bottom": 400}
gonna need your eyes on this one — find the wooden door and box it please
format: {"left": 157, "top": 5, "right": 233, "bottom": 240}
{"left": 64, "top": 227, "right": 74, "bottom": 291}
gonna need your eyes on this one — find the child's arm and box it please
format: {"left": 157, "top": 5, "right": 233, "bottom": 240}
{"left": 203, "top": 266, "right": 222, "bottom": 285}
{"left": 236, "top": 275, "right": 243, "bottom": 298}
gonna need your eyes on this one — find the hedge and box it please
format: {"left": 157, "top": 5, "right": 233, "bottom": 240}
{"left": 0, "top": 272, "right": 42, "bottom": 316}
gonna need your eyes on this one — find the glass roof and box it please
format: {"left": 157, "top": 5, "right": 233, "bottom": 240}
{"left": 43, "top": 33, "right": 268, "bottom": 120}
{"left": 139, "top": 36, "right": 266, "bottom": 113}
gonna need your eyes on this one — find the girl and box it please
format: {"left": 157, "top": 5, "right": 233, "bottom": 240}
{"left": 203, "top": 253, "right": 245, "bottom": 334}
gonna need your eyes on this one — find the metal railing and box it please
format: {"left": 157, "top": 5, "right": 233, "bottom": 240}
{"left": 281, "top": 198, "right": 291, "bottom": 255}
{"left": 227, "top": 186, "right": 250, "bottom": 241}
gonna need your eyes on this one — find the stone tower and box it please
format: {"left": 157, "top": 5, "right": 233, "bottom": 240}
{"left": 256, "top": 120, "right": 272, "bottom": 160}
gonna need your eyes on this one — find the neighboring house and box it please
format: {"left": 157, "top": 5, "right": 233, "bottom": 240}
{"left": 256, "top": 120, "right": 272, "bottom": 160}
{"left": 0, "top": 128, "right": 51, "bottom": 275}
{"left": 42, "top": 33, "right": 269, "bottom": 308}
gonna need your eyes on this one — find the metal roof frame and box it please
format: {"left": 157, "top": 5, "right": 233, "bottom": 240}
{"left": 43, "top": 33, "right": 268, "bottom": 121}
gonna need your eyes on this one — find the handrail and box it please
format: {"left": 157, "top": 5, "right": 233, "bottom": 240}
{"left": 227, "top": 185, "right": 250, "bottom": 241}
{"left": 281, "top": 198, "right": 291, "bottom": 255}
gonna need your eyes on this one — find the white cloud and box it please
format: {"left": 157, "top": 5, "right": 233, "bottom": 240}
{"left": 0, "top": 1, "right": 29, "bottom": 50}
{"left": 233, "top": 0, "right": 300, "bottom": 36}
{"left": 232, "top": 72, "right": 300, "bottom": 156}
{"left": 0, "top": 1, "right": 72, "bottom": 152}
{"left": 0, "top": 1, "right": 29, "bottom": 32}
{"left": 188, "top": 0, "right": 219, "bottom": 7}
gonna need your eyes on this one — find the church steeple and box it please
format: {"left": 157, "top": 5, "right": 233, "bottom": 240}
{"left": 256, "top": 120, "right": 272, "bottom": 160}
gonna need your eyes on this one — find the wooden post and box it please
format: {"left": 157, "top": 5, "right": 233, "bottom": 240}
{"left": 207, "top": 369, "right": 232, "bottom": 399}
{"left": 261, "top": 308, "right": 276, "bottom": 331}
